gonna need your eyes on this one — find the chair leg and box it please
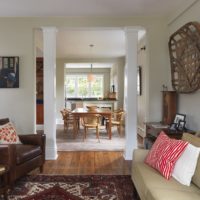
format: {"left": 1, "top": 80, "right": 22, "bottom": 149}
{"left": 64, "top": 122, "right": 68, "bottom": 132}
{"left": 40, "top": 165, "right": 44, "bottom": 173}
{"left": 117, "top": 125, "right": 121, "bottom": 136}
{"left": 96, "top": 126, "right": 100, "bottom": 143}
{"left": 83, "top": 127, "right": 87, "bottom": 141}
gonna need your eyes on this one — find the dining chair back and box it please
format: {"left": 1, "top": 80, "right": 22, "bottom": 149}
{"left": 106, "top": 109, "right": 125, "bottom": 136}
{"left": 81, "top": 114, "right": 101, "bottom": 142}
{"left": 60, "top": 109, "right": 74, "bottom": 132}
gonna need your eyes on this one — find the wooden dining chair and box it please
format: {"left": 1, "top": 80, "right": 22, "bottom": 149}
{"left": 60, "top": 109, "right": 74, "bottom": 132}
{"left": 106, "top": 109, "right": 125, "bottom": 136}
{"left": 81, "top": 114, "right": 101, "bottom": 142}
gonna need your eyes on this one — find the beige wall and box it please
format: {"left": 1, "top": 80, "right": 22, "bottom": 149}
{"left": 137, "top": 35, "right": 147, "bottom": 136}
{"left": 0, "top": 19, "right": 35, "bottom": 134}
{"left": 167, "top": 0, "right": 200, "bottom": 130}
{"left": 0, "top": 17, "right": 170, "bottom": 134}
{"left": 110, "top": 57, "right": 125, "bottom": 109}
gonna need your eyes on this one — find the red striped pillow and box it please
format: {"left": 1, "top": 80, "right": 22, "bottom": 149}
{"left": 145, "top": 132, "right": 188, "bottom": 179}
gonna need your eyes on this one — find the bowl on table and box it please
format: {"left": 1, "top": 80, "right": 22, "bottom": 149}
{"left": 86, "top": 106, "right": 98, "bottom": 112}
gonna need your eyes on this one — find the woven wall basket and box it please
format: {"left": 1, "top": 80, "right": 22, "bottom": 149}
{"left": 169, "top": 22, "right": 200, "bottom": 93}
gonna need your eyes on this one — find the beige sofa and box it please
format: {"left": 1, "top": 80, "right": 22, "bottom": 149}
{"left": 131, "top": 133, "right": 200, "bottom": 200}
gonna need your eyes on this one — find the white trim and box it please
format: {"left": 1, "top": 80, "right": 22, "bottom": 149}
{"left": 167, "top": 0, "right": 198, "bottom": 26}
{"left": 56, "top": 119, "right": 64, "bottom": 125}
{"left": 36, "top": 124, "right": 44, "bottom": 130}
{"left": 123, "top": 28, "right": 138, "bottom": 161}
{"left": 42, "top": 26, "right": 58, "bottom": 161}
{"left": 45, "top": 146, "right": 58, "bottom": 160}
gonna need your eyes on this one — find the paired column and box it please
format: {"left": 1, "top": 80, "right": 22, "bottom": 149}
{"left": 42, "top": 27, "right": 57, "bottom": 160}
{"left": 124, "top": 28, "right": 138, "bottom": 160}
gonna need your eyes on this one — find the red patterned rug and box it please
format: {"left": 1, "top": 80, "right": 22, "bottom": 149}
{"left": 6, "top": 175, "right": 139, "bottom": 200}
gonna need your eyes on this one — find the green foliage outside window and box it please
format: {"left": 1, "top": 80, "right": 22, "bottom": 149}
{"left": 65, "top": 75, "right": 103, "bottom": 98}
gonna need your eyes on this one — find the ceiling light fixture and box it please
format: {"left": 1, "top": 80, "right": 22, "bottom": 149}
{"left": 87, "top": 44, "right": 95, "bottom": 82}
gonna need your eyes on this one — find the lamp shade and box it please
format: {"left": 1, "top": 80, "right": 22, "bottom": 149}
{"left": 87, "top": 73, "right": 95, "bottom": 82}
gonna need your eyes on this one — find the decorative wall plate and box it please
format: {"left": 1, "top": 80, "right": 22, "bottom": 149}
{"left": 169, "top": 22, "right": 200, "bottom": 93}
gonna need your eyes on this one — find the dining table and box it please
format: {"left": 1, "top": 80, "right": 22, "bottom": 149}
{"left": 71, "top": 107, "right": 112, "bottom": 139}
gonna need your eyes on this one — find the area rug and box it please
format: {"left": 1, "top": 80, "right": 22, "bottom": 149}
{"left": 56, "top": 126, "right": 125, "bottom": 151}
{"left": 6, "top": 175, "right": 139, "bottom": 200}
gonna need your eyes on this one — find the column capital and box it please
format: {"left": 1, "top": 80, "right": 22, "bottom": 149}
{"left": 42, "top": 26, "right": 58, "bottom": 33}
{"left": 124, "top": 26, "right": 142, "bottom": 34}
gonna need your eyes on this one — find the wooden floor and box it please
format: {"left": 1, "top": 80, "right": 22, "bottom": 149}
{"left": 41, "top": 151, "right": 131, "bottom": 175}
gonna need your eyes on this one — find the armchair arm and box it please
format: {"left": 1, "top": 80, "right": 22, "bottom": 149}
{"left": 18, "top": 133, "right": 45, "bottom": 147}
{"left": 0, "top": 144, "right": 17, "bottom": 166}
{"left": 18, "top": 133, "right": 46, "bottom": 162}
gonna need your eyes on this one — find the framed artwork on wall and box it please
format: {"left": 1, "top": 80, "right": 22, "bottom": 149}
{"left": 0, "top": 56, "right": 19, "bottom": 88}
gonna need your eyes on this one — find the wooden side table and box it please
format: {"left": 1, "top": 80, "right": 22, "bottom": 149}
{"left": 0, "top": 165, "right": 9, "bottom": 200}
{"left": 144, "top": 122, "right": 195, "bottom": 149}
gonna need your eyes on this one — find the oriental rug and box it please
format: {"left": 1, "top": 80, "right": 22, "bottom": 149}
{"left": 5, "top": 175, "right": 140, "bottom": 200}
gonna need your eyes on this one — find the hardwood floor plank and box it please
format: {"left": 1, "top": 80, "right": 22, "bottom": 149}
{"left": 40, "top": 151, "right": 131, "bottom": 175}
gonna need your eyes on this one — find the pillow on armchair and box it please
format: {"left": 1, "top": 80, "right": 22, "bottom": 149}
{"left": 0, "top": 122, "right": 21, "bottom": 144}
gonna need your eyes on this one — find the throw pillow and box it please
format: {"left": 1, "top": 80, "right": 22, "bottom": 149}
{"left": 0, "top": 122, "right": 21, "bottom": 144}
{"left": 145, "top": 131, "right": 188, "bottom": 179}
{"left": 172, "top": 143, "right": 200, "bottom": 186}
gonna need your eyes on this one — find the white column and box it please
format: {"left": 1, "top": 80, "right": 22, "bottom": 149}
{"left": 124, "top": 28, "right": 138, "bottom": 160}
{"left": 42, "top": 27, "right": 58, "bottom": 160}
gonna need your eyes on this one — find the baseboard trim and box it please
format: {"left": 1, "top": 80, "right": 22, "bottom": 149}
{"left": 36, "top": 124, "right": 44, "bottom": 130}
{"left": 45, "top": 146, "right": 58, "bottom": 160}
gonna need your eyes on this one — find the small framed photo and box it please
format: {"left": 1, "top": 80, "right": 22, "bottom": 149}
{"left": 169, "top": 123, "right": 177, "bottom": 131}
{"left": 177, "top": 120, "right": 186, "bottom": 131}
{"left": 174, "top": 113, "right": 186, "bottom": 125}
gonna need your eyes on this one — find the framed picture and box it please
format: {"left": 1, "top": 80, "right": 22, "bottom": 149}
{"left": 174, "top": 113, "right": 186, "bottom": 125}
{"left": 0, "top": 56, "right": 19, "bottom": 88}
{"left": 169, "top": 123, "right": 177, "bottom": 131}
{"left": 137, "top": 66, "right": 142, "bottom": 95}
{"left": 177, "top": 120, "right": 186, "bottom": 131}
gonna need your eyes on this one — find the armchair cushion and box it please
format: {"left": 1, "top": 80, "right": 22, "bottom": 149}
{"left": 16, "top": 144, "right": 42, "bottom": 165}
{"left": 0, "top": 122, "right": 21, "bottom": 144}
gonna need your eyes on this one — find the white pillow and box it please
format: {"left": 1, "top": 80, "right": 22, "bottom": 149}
{"left": 172, "top": 143, "right": 200, "bottom": 186}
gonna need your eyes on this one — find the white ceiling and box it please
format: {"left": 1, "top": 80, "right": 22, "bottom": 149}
{"left": 30, "top": 0, "right": 193, "bottom": 59}
{"left": 35, "top": 29, "right": 146, "bottom": 59}
{"left": 56, "top": 30, "right": 126, "bottom": 59}
{"left": 0, "top": 0, "right": 189, "bottom": 17}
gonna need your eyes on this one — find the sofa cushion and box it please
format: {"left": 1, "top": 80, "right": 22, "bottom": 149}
{"left": 132, "top": 162, "right": 200, "bottom": 200}
{"left": 145, "top": 132, "right": 188, "bottom": 179}
{"left": 16, "top": 144, "right": 42, "bottom": 165}
{"left": 182, "top": 133, "right": 200, "bottom": 188}
{"left": 147, "top": 187, "right": 200, "bottom": 200}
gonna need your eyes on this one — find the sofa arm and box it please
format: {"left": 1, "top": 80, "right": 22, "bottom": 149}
{"left": 132, "top": 149, "right": 149, "bottom": 163}
{"left": 0, "top": 144, "right": 17, "bottom": 166}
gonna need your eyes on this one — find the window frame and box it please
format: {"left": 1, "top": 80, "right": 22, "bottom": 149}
{"left": 65, "top": 74, "right": 104, "bottom": 98}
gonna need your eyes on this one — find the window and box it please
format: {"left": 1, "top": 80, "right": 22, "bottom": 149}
{"left": 65, "top": 74, "right": 104, "bottom": 98}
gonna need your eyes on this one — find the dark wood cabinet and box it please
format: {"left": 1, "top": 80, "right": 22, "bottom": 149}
{"left": 162, "top": 91, "right": 177, "bottom": 125}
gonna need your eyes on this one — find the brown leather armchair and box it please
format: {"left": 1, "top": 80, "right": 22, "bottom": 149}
{"left": 0, "top": 118, "right": 46, "bottom": 186}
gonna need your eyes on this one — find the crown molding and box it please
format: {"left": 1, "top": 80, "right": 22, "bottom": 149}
{"left": 167, "top": 0, "right": 198, "bottom": 26}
